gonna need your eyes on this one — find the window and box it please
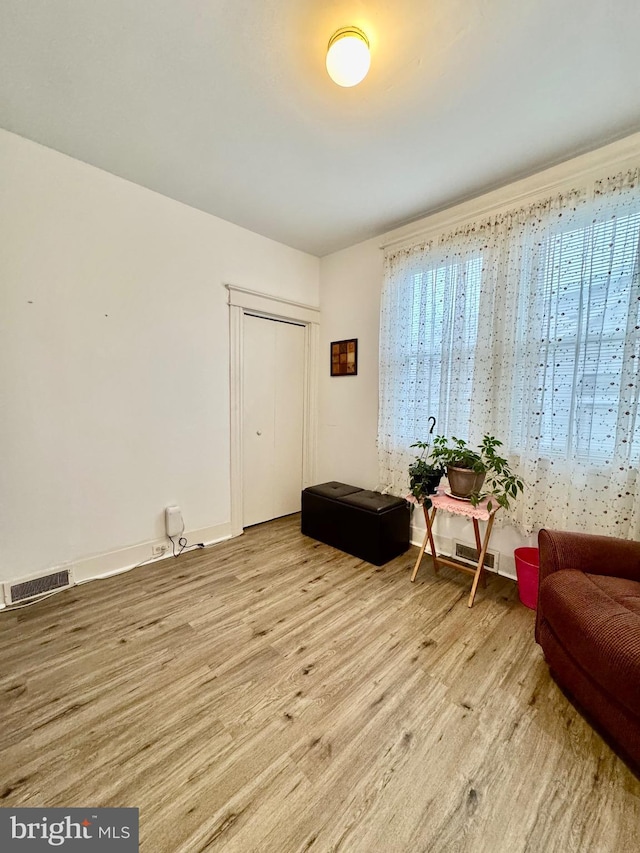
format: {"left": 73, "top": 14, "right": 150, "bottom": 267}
{"left": 408, "top": 256, "right": 482, "bottom": 435}
{"left": 380, "top": 251, "right": 483, "bottom": 457}
{"left": 523, "top": 210, "right": 640, "bottom": 463}
{"left": 379, "top": 174, "right": 640, "bottom": 536}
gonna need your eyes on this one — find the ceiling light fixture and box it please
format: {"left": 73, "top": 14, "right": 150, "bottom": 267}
{"left": 326, "top": 26, "right": 370, "bottom": 87}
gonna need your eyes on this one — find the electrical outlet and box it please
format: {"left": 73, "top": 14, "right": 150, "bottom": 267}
{"left": 152, "top": 543, "right": 170, "bottom": 556}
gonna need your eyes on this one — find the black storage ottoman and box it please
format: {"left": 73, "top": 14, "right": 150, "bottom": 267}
{"left": 301, "top": 481, "right": 410, "bottom": 566}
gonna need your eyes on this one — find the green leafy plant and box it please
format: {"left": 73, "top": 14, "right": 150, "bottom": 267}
{"left": 408, "top": 439, "right": 444, "bottom": 503}
{"left": 430, "top": 434, "right": 524, "bottom": 511}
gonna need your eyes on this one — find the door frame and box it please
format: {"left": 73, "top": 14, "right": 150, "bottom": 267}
{"left": 226, "top": 284, "right": 320, "bottom": 537}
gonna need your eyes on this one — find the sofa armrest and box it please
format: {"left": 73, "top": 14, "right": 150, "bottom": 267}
{"left": 538, "top": 528, "right": 640, "bottom": 584}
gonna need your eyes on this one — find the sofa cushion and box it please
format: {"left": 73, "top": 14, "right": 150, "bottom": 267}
{"left": 540, "top": 569, "right": 640, "bottom": 716}
{"left": 586, "top": 573, "right": 640, "bottom": 617}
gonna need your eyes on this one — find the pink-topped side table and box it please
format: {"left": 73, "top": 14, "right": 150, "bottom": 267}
{"left": 409, "top": 489, "right": 500, "bottom": 608}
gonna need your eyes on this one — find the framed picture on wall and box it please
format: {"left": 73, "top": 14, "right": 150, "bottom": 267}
{"left": 330, "top": 338, "right": 358, "bottom": 376}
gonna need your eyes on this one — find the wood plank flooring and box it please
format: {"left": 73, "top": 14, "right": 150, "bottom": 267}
{"left": 1, "top": 514, "right": 639, "bottom": 852}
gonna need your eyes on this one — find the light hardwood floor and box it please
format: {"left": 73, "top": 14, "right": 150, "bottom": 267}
{"left": 1, "top": 515, "right": 639, "bottom": 852}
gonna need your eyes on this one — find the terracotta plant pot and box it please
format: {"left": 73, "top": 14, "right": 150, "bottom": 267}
{"left": 447, "top": 465, "right": 486, "bottom": 499}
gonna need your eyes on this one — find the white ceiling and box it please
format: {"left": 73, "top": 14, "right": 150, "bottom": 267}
{"left": 1, "top": 0, "right": 640, "bottom": 256}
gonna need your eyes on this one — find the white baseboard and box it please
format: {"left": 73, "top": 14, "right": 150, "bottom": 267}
{"left": 0, "top": 521, "right": 236, "bottom": 609}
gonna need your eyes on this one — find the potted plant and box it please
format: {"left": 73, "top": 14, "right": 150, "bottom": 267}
{"left": 408, "top": 417, "right": 444, "bottom": 503}
{"left": 430, "top": 434, "right": 524, "bottom": 510}
{"left": 408, "top": 441, "right": 445, "bottom": 502}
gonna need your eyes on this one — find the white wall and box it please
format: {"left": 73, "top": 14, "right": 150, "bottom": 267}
{"left": 318, "top": 132, "right": 640, "bottom": 579}
{"left": 0, "top": 130, "right": 319, "bottom": 596}
{"left": 318, "top": 239, "right": 381, "bottom": 489}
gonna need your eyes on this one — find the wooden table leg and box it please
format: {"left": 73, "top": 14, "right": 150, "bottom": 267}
{"left": 411, "top": 530, "right": 429, "bottom": 582}
{"left": 472, "top": 518, "right": 487, "bottom": 589}
{"left": 468, "top": 513, "right": 496, "bottom": 608}
{"left": 425, "top": 505, "right": 439, "bottom": 574}
{"left": 472, "top": 517, "right": 482, "bottom": 551}
{"left": 411, "top": 505, "right": 438, "bottom": 581}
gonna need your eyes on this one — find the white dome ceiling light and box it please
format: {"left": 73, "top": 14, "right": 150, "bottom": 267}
{"left": 326, "top": 27, "right": 370, "bottom": 87}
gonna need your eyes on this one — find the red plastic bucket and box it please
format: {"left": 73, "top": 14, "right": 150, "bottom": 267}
{"left": 514, "top": 547, "right": 539, "bottom": 610}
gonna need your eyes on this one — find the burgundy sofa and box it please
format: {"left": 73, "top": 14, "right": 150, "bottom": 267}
{"left": 536, "top": 528, "right": 640, "bottom": 774}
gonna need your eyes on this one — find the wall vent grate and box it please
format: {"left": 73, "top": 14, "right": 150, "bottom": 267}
{"left": 454, "top": 542, "right": 497, "bottom": 570}
{"left": 5, "top": 569, "right": 72, "bottom": 605}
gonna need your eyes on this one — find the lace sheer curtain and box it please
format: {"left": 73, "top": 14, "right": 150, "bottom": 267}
{"left": 379, "top": 171, "right": 640, "bottom": 537}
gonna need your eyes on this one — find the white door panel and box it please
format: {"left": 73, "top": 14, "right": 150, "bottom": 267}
{"left": 242, "top": 315, "right": 275, "bottom": 527}
{"left": 272, "top": 320, "right": 305, "bottom": 519}
{"left": 242, "top": 314, "right": 304, "bottom": 527}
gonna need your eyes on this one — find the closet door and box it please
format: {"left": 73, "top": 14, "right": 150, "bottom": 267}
{"left": 242, "top": 314, "right": 305, "bottom": 527}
